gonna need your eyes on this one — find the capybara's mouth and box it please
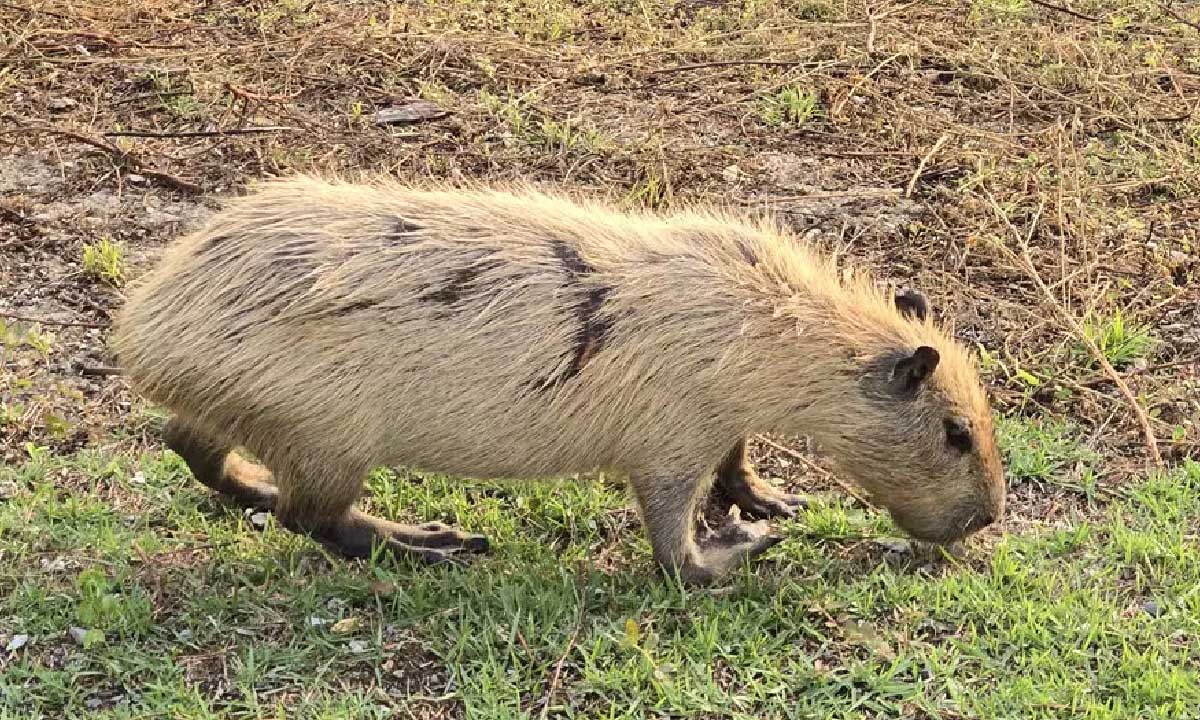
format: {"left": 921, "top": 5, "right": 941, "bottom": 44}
{"left": 892, "top": 508, "right": 994, "bottom": 545}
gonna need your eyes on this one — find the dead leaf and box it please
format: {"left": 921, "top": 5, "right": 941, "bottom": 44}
{"left": 373, "top": 100, "right": 448, "bottom": 125}
{"left": 332, "top": 617, "right": 361, "bottom": 634}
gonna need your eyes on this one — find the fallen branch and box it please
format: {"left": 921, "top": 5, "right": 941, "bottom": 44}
{"left": 104, "top": 126, "right": 293, "bottom": 139}
{"left": 4, "top": 117, "right": 201, "bottom": 194}
{"left": 0, "top": 312, "right": 108, "bottom": 329}
{"left": 984, "top": 194, "right": 1163, "bottom": 468}
{"left": 1155, "top": 1, "right": 1200, "bottom": 32}
{"left": 648, "top": 59, "right": 823, "bottom": 75}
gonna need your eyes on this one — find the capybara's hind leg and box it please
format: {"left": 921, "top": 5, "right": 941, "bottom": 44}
{"left": 272, "top": 471, "right": 489, "bottom": 565}
{"left": 162, "top": 417, "right": 278, "bottom": 511}
{"left": 714, "top": 439, "right": 807, "bottom": 519}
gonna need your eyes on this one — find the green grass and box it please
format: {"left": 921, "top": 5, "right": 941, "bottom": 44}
{"left": 760, "top": 86, "right": 821, "bottom": 127}
{"left": 1079, "top": 310, "right": 1155, "bottom": 370}
{"left": 2, "top": 440, "right": 1197, "bottom": 719}
{"left": 996, "top": 415, "right": 1101, "bottom": 491}
{"left": 80, "top": 238, "right": 127, "bottom": 288}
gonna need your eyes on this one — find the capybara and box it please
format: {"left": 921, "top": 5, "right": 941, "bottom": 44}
{"left": 112, "top": 175, "right": 1005, "bottom": 585}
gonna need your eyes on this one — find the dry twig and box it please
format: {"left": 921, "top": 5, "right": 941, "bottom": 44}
{"left": 984, "top": 194, "right": 1164, "bottom": 468}
{"left": 0, "top": 312, "right": 108, "bottom": 329}
{"left": 104, "top": 126, "right": 293, "bottom": 139}
{"left": 1027, "top": 0, "right": 1099, "bottom": 23}
{"left": 753, "top": 435, "right": 877, "bottom": 508}
{"left": 1156, "top": 1, "right": 1200, "bottom": 32}
{"left": 648, "top": 59, "right": 823, "bottom": 75}
{"left": 536, "top": 567, "right": 588, "bottom": 720}
{"left": 905, "top": 132, "right": 951, "bottom": 198}
{"left": 2, "top": 116, "right": 201, "bottom": 193}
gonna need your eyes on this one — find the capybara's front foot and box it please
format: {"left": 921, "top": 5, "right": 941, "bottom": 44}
{"left": 676, "top": 511, "right": 783, "bottom": 586}
{"left": 307, "top": 510, "right": 491, "bottom": 565}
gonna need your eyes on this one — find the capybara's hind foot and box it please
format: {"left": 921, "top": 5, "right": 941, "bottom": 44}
{"left": 163, "top": 417, "right": 278, "bottom": 511}
{"left": 719, "top": 471, "right": 807, "bottom": 520}
{"left": 310, "top": 509, "right": 490, "bottom": 565}
{"left": 714, "top": 439, "right": 807, "bottom": 519}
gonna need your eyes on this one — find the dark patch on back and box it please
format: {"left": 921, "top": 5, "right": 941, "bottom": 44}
{"left": 533, "top": 241, "right": 612, "bottom": 390}
{"left": 387, "top": 217, "right": 424, "bottom": 245}
{"left": 332, "top": 299, "right": 381, "bottom": 317}
{"left": 198, "top": 234, "right": 231, "bottom": 255}
{"left": 550, "top": 240, "right": 589, "bottom": 276}
{"left": 418, "top": 256, "right": 504, "bottom": 309}
{"left": 736, "top": 239, "right": 758, "bottom": 266}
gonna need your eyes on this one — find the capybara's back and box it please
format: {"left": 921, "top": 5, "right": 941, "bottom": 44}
{"left": 114, "top": 174, "right": 1005, "bottom": 584}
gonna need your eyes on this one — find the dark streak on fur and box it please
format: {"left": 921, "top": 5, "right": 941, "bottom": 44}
{"left": 387, "top": 217, "right": 424, "bottom": 245}
{"left": 332, "top": 299, "right": 380, "bottom": 317}
{"left": 199, "top": 234, "right": 231, "bottom": 255}
{"left": 538, "top": 241, "right": 611, "bottom": 389}
{"left": 419, "top": 257, "right": 503, "bottom": 308}
{"left": 736, "top": 239, "right": 758, "bottom": 266}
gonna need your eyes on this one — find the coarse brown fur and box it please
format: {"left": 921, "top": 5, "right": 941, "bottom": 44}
{"left": 111, "top": 174, "right": 1006, "bottom": 585}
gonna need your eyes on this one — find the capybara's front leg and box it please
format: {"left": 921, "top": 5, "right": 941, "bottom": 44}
{"left": 714, "top": 439, "right": 808, "bottom": 519}
{"left": 631, "top": 469, "right": 782, "bottom": 585}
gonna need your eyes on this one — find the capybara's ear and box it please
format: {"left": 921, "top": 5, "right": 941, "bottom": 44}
{"left": 889, "top": 346, "right": 940, "bottom": 397}
{"left": 894, "top": 287, "right": 930, "bottom": 322}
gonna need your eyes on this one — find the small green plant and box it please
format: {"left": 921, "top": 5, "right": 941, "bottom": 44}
{"left": 536, "top": 118, "right": 608, "bottom": 154}
{"left": 1, "top": 319, "right": 53, "bottom": 360}
{"left": 75, "top": 567, "right": 153, "bottom": 641}
{"left": 81, "top": 238, "right": 126, "bottom": 287}
{"left": 1080, "top": 309, "right": 1154, "bottom": 369}
{"left": 0, "top": 401, "right": 24, "bottom": 427}
{"left": 625, "top": 163, "right": 673, "bottom": 209}
{"left": 760, "top": 86, "right": 820, "bottom": 127}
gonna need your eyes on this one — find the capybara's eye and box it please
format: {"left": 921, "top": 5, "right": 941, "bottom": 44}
{"left": 944, "top": 418, "right": 972, "bottom": 453}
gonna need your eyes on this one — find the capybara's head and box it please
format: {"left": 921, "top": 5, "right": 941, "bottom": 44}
{"left": 824, "top": 289, "right": 1006, "bottom": 545}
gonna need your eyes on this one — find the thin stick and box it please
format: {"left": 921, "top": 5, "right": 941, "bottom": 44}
{"left": 1028, "top": 0, "right": 1099, "bottom": 22}
{"left": 984, "top": 194, "right": 1163, "bottom": 468}
{"left": 104, "top": 126, "right": 293, "bottom": 139}
{"left": 904, "top": 132, "right": 951, "bottom": 198}
{"left": 1155, "top": 1, "right": 1200, "bottom": 32}
{"left": 743, "top": 188, "right": 901, "bottom": 204}
{"left": 1077, "top": 354, "right": 1200, "bottom": 387}
{"left": 0, "top": 1, "right": 74, "bottom": 19}
{"left": 0, "top": 312, "right": 108, "bottom": 329}
{"left": 81, "top": 365, "right": 124, "bottom": 377}
{"left": 647, "top": 59, "right": 823, "bottom": 75}
{"left": 225, "top": 83, "right": 303, "bottom": 103}
{"left": 753, "top": 435, "right": 877, "bottom": 508}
